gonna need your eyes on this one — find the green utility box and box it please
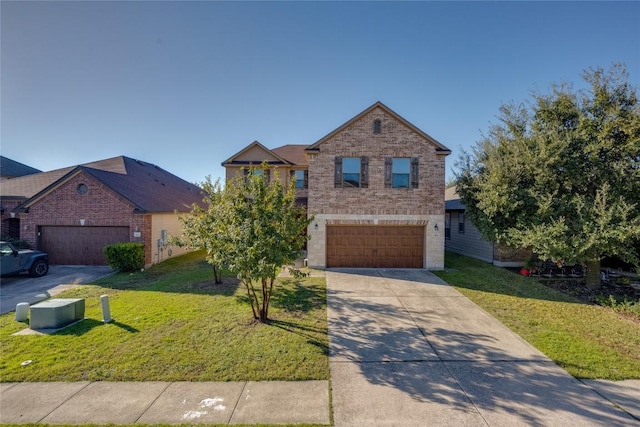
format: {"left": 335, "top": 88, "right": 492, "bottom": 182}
{"left": 29, "top": 298, "right": 85, "bottom": 330}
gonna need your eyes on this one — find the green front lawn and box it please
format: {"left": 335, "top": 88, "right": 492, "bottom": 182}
{"left": 435, "top": 252, "right": 640, "bottom": 380}
{"left": 0, "top": 251, "right": 329, "bottom": 382}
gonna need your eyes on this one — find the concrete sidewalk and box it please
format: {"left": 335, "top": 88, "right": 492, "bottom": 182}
{"left": 327, "top": 269, "right": 639, "bottom": 426}
{"left": 0, "top": 380, "right": 329, "bottom": 425}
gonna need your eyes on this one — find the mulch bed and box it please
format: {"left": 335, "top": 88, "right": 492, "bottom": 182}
{"left": 538, "top": 276, "right": 640, "bottom": 304}
{"left": 508, "top": 267, "right": 640, "bottom": 304}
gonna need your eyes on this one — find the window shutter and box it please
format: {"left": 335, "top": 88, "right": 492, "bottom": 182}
{"left": 334, "top": 156, "right": 343, "bottom": 188}
{"left": 303, "top": 170, "right": 309, "bottom": 189}
{"left": 361, "top": 156, "right": 369, "bottom": 188}
{"left": 410, "top": 157, "right": 419, "bottom": 188}
{"left": 384, "top": 157, "right": 393, "bottom": 188}
{"left": 265, "top": 169, "right": 271, "bottom": 184}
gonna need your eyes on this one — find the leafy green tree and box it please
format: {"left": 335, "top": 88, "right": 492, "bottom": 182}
{"left": 456, "top": 64, "right": 640, "bottom": 288}
{"left": 176, "top": 164, "right": 312, "bottom": 322}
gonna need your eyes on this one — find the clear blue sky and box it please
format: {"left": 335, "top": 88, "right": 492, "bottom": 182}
{"left": 2, "top": 1, "right": 639, "bottom": 184}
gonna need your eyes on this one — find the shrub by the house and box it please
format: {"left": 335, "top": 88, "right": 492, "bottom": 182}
{"left": 104, "top": 242, "right": 144, "bottom": 272}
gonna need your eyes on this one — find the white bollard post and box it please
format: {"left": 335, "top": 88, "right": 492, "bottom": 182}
{"left": 100, "top": 295, "right": 113, "bottom": 323}
{"left": 15, "top": 303, "right": 29, "bottom": 322}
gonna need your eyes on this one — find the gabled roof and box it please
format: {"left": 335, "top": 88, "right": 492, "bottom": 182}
{"left": 271, "top": 145, "right": 308, "bottom": 166}
{"left": 306, "top": 101, "right": 451, "bottom": 154}
{"left": 0, "top": 157, "right": 130, "bottom": 199}
{"left": 1, "top": 156, "right": 202, "bottom": 213}
{"left": 0, "top": 156, "right": 42, "bottom": 178}
{"left": 221, "top": 141, "right": 294, "bottom": 166}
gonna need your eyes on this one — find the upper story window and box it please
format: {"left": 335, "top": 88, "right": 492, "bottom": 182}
{"left": 334, "top": 156, "right": 369, "bottom": 188}
{"left": 385, "top": 157, "right": 419, "bottom": 188}
{"left": 392, "top": 158, "right": 410, "bottom": 188}
{"left": 342, "top": 157, "right": 361, "bottom": 187}
{"left": 293, "top": 169, "right": 308, "bottom": 189}
{"left": 373, "top": 119, "right": 382, "bottom": 134}
{"left": 244, "top": 167, "right": 270, "bottom": 184}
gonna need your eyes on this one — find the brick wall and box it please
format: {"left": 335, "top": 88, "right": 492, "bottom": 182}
{"left": 20, "top": 173, "right": 135, "bottom": 246}
{"left": 306, "top": 106, "right": 448, "bottom": 269}
{"left": 0, "top": 200, "right": 23, "bottom": 238}
{"left": 307, "top": 107, "right": 446, "bottom": 216}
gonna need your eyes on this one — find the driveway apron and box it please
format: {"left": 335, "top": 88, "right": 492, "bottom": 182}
{"left": 327, "top": 269, "right": 637, "bottom": 426}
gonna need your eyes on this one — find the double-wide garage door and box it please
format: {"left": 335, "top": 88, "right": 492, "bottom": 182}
{"left": 326, "top": 225, "right": 424, "bottom": 268}
{"left": 40, "top": 226, "right": 130, "bottom": 265}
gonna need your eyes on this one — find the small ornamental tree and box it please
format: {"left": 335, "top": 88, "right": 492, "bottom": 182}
{"left": 456, "top": 64, "right": 640, "bottom": 289}
{"left": 176, "top": 164, "right": 312, "bottom": 322}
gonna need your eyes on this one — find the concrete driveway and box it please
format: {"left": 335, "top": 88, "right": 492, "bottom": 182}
{"left": 327, "top": 269, "right": 638, "bottom": 426}
{"left": 0, "top": 265, "right": 114, "bottom": 315}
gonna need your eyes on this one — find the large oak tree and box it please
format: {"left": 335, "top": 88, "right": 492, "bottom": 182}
{"left": 456, "top": 64, "right": 640, "bottom": 288}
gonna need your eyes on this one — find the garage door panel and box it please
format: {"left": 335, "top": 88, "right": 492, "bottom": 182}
{"left": 40, "top": 226, "right": 130, "bottom": 265}
{"left": 326, "top": 226, "right": 424, "bottom": 268}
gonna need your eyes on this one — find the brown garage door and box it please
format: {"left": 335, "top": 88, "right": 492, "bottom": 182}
{"left": 326, "top": 226, "right": 424, "bottom": 268}
{"left": 40, "top": 226, "right": 130, "bottom": 265}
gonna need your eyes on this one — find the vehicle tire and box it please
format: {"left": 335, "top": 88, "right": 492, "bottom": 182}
{"left": 29, "top": 259, "right": 49, "bottom": 277}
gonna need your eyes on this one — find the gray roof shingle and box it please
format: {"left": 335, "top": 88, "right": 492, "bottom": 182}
{"left": 0, "top": 156, "right": 42, "bottom": 178}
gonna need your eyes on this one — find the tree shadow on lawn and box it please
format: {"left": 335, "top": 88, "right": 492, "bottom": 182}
{"left": 99, "top": 272, "right": 241, "bottom": 297}
{"left": 232, "top": 278, "right": 328, "bottom": 354}
{"left": 328, "top": 288, "right": 634, "bottom": 425}
{"left": 234, "top": 277, "right": 326, "bottom": 315}
{"left": 52, "top": 319, "right": 140, "bottom": 336}
{"left": 270, "top": 319, "right": 329, "bottom": 356}
{"left": 271, "top": 278, "right": 326, "bottom": 312}
{"left": 436, "top": 256, "right": 592, "bottom": 305}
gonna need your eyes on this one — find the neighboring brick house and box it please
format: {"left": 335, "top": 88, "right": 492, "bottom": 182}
{"left": 0, "top": 156, "right": 202, "bottom": 267}
{"left": 445, "top": 186, "right": 529, "bottom": 267}
{"left": 222, "top": 101, "right": 451, "bottom": 269}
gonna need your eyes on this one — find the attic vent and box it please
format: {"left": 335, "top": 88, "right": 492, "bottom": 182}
{"left": 373, "top": 119, "right": 381, "bottom": 134}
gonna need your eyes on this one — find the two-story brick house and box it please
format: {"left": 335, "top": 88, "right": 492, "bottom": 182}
{"left": 223, "top": 102, "right": 451, "bottom": 270}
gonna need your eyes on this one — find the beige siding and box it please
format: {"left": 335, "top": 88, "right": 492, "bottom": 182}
{"left": 225, "top": 165, "right": 291, "bottom": 185}
{"left": 233, "top": 145, "right": 282, "bottom": 163}
{"left": 151, "top": 213, "right": 194, "bottom": 266}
